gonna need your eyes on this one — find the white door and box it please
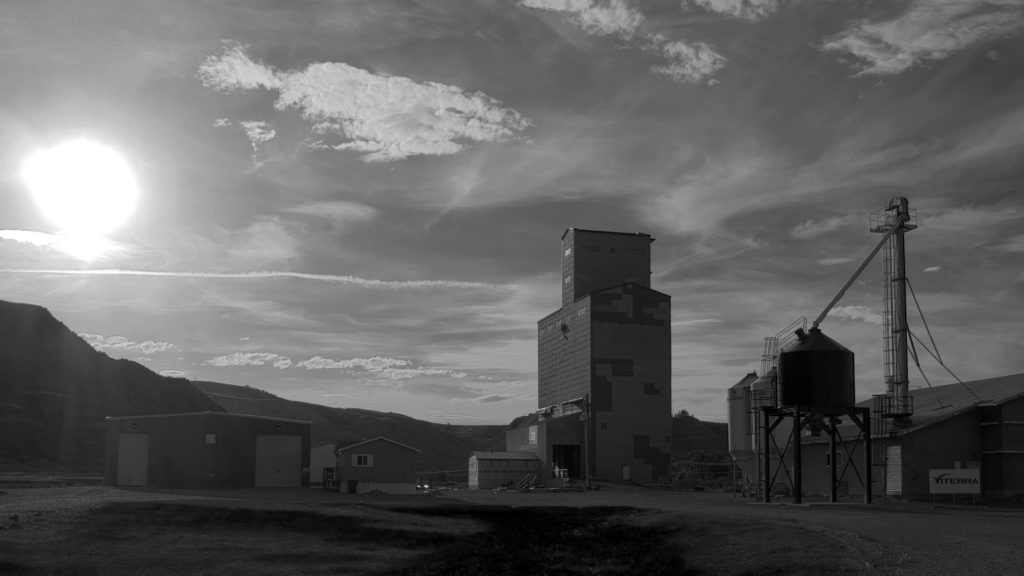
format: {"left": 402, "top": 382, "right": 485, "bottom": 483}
{"left": 885, "top": 444, "right": 902, "bottom": 496}
{"left": 117, "top": 433, "right": 149, "bottom": 486}
{"left": 255, "top": 435, "right": 302, "bottom": 487}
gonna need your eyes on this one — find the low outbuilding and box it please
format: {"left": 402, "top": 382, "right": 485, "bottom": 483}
{"left": 105, "top": 411, "right": 311, "bottom": 489}
{"left": 468, "top": 451, "right": 542, "bottom": 490}
{"left": 310, "top": 441, "right": 338, "bottom": 487}
{"left": 336, "top": 436, "right": 420, "bottom": 494}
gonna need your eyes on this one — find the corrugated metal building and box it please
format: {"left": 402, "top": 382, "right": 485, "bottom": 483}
{"left": 507, "top": 229, "right": 672, "bottom": 484}
{"left": 310, "top": 441, "right": 337, "bottom": 487}
{"left": 769, "top": 374, "right": 1024, "bottom": 499}
{"left": 336, "top": 436, "right": 419, "bottom": 494}
{"left": 468, "top": 451, "right": 542, "bottom": 489}
{"left": 105, "top": 411, "right": 311, "bottom": 489}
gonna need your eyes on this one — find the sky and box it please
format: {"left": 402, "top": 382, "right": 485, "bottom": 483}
{"left": 1, "top": 0, "right": 1023, "bottom": 425}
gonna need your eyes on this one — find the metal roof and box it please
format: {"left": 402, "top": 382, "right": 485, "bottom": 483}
{"left": 880, "top": 372, "right": 1024, "bottom": 434}
{"left": 730, "top": 372, "right": 759, "bottom": 390}
{"left": 472, "top": 451, "right": 541, "bottom": 461}
{"left": 561, "top": 228, "right": 654, "bottom": 242}
{"left": 797, "top": 372, "right": 1024, "bottom": 443}
{"left": 337, "top": 436, "right": 420, "bottom": 453}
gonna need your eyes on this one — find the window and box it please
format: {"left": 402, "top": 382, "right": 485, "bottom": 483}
{"left": 564, "top": 275, "right": 571, "bottom": 285}
{"left": 529, "top": 425, "right": 538, "bottom": 446}
{"left": 353, "top": 454, "right": 373, "bottom": 467}
{"left": 564, "top": 247, "right": 572, "bottom": 257}
{"left": 204, "top": 433, "right": 216, "bottom": 445}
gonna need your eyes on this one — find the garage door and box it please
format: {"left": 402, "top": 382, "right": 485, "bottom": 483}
{"left": 117, "top": 433, "right": 149, "bottom": 486}
{"left": 255, "top": 435, "right": 302, "bottom": 487}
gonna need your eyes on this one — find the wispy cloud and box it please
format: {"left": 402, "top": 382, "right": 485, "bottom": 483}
{"left": 0, "top": 268, "right": 506, "bottom": 290}
{"left": 199, "top": 42, "right": 531, "bottom": 161}
{"left": 994, "top": 235, "right": 1024, "bottom": 252}
{"left": 205, "top": 352, "right": 293, "bottom": 368}
{"left": 689, "top": 0, "right": 781, "bottom": 22}
{"left": 296, "top": 356, "right": 411, "bottom": 371}
{"left": 476, "top": 393, "right": 514, "bottom": 403}
{"left": 379, "top": 367, "right": 468, "bottom": 380}
{"left": 80, "top": 333, "right": 179, "bottom": 355}
{"left": 822, "top": 0, "right": 1024, "bottom": 76}
{"left": 819, "top": 257, "right": 853, "bottom": 266}
{"left": 828, "top": 305, "right": 883, "bottom": 325}
{"left": 648, "top": 37, "right": 728, "bottom": 84}
{"left": 0, "top": 229, "right": 126, "bottom": 261}
{"left": 239, "top": 120, "right": 276, "bottom": 155}
{"left": 294, "top": 355, "right": 466, "bottom": 380}
{"left": 159, "top": 370, "right": 187, "bottom": 378}
{"left": 520, "top": 0, "right": 644, "bottom": 38}
{"left": 923, "top": 265, "right": 942, "bottom": 273}
{"left": 671, "top": 318, "right": 722, "bottom": 327}
{"left": 922, "top": 204, "right": 1022, "bottom": 234}
{"left": 791, "top": 216, "right": 850, "bottom": 239}
{"left": 284, "top": 201, "right": 378, "bottom": 225}
{"left": 520, "top": 1, "right": 726, "bottom": 84}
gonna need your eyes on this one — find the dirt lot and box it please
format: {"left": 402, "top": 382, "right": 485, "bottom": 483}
{"left": 2, "top": 475, "right": 1022, "bottom": 575}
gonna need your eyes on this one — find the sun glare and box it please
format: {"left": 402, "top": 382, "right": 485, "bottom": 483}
{"left": 21, "top": 138, "right": 139, "bottom": 236}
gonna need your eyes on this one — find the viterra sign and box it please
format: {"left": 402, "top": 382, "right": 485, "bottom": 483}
{"left": 928, "top": 469, "right": 981, "bottom": 494}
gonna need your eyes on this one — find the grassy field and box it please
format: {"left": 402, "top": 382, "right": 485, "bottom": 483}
{"left": 3, "top": 479, "right": 1023, "bottom": 575}
{"left": 3, "top": 498, "right": 696, "bottom": 575}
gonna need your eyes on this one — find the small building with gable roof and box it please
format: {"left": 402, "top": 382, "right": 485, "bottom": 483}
{"left": 335, "top": 436, "right": 420, "bottom": 494}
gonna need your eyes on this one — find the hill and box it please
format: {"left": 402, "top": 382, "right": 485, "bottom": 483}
{"left": 672, "top": 409, "right": 729, "bottom": 461}
{"left": 0, "top": 298, "right": 728, "bottom": 479}
{"left": 0, "top": 300, "right": 222, "bottom": 471}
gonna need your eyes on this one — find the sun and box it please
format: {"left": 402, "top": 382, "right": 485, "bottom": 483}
{"left": 21, "top": 138, "right": 139, "bottom": 236}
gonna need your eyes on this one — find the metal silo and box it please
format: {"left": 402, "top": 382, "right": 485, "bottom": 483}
{"left": 727, "top": 372, "right": 758, "bottom": 463}
{"left": 778, "top": 327, "right": 855, "bottom": 412}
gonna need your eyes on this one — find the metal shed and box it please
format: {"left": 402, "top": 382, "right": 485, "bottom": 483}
{"left": 104, "top": 411, "right": 311, "bottom": 489}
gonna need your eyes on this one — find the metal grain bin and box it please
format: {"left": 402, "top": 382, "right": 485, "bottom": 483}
{"left": 778, "top": 327, "right": 855, "bottom": 411}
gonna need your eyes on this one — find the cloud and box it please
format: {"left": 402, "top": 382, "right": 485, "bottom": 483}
{"left": 213, "top": 118, "right": 231, "bottom": 127}
{"left": 296, "top": 356, "right": 411, "bottom": 371}
{"left": 520, "top": 1, "right": 726, "bottom": 84}
{"left": 649, "top": 39, "right": 728, "bottom": 84}
{"left": 818, "top": 257, "right": 853, "bottom": 266}
{"left": 995, "top": 235, "right": 1024, "bottom": 252}
{"left": 204, "top": 352, "right": 293, "bottom": 368}
{"left": 379, "top": 367, "right": 468, "bottom": 380}
{"left": 0, "top": 268, "right": 506, "bottom": 290}
{"left": 284, "top": 201, "right": 378, "bottom": 224}
{"left": 520, "top": 0, "right": 644, "bottom": 38}
{"left": 822, "top": 0, "right": 1024, "bottom": 76}
{"left": 690, "top": 0, "right": 781, "bottom": 21}
{"left": 828, "top": 305, "right": 883, "bottom": 325}
{"left": 923, "top": 265, "right": 942, "bottom": 273}
{"left": 0, "top": 230, "right": 126, "bottom": 261}
{"left": 79, "top": 333, "right": 179, "bottom": 355}
{"left": 476, "top": 393, "right": 514, "bottom": 403}
{"left": 239, "top": 120, "right": 276, "bottom": 154}
{"left": 159, "top": 370, "right": 187, "bottom": 378}
{"left": 922, "top": 204, "right": 1022, "bottom": 232}
{"left": 199, "top": 43, "right": 531, "bottom": 161}
{"left": 671, "top": 318, "right": 722, "bottom": 327}
{"left": 791, "top": 216, "right": 849, "bottom": 239}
